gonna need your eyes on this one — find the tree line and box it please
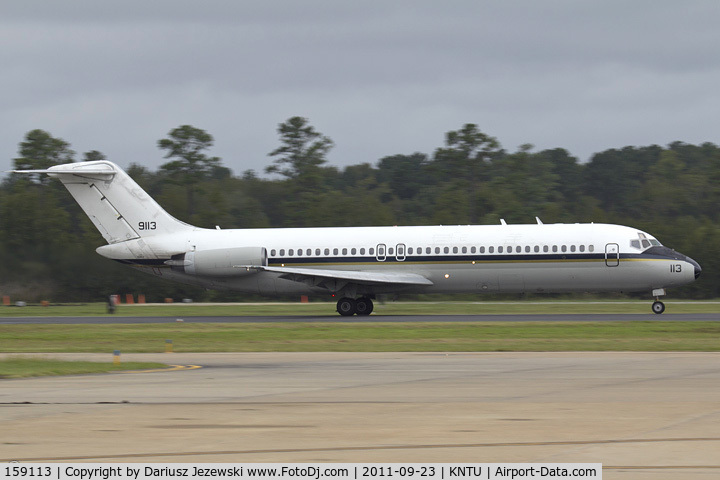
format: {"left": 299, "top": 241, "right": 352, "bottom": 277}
{"left": 1, "top": 117, "right": 719, "bottom": 302}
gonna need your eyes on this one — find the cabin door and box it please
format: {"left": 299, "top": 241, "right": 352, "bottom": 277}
{"left": 395, "top": 243, "right": 406, "bottom": 261}
{"left": 605, "top": 243, "right": 619, "bottom": 267}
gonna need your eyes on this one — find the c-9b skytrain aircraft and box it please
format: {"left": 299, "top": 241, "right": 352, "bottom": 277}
{"left": 16, "top": 161, "right": 701, "bottom": 315}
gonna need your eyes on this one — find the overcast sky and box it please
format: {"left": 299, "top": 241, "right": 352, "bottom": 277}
{"left": 2, "top": 1, "right": 720, "bottom": 176}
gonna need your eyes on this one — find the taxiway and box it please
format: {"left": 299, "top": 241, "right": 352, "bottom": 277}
{"left": 1, "top": 351, "right": 720, "bottom": 479}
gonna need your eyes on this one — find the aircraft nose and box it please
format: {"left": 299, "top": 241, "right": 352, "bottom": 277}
{"left": 689, "top": 257, "right": 702, "bottom": 280}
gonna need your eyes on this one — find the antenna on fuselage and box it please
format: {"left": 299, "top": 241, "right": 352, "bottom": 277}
{"left": 536, "top": 217, "right": 543, "bottom": 225}
{"left": 500, "top": 219, "right": 507, "bottom": 226}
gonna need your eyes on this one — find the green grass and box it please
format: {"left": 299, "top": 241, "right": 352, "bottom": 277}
{"left": 2, "top": 321, "right": 720, "bottom": 353}
{"left": 2, "top": 300, "right": 720, "bottom": 316}
{"left": 0, "top": 358, "right": 169, "bottom": 379}
{"left": 5, "top": 302, "right": 718, "bottom": 378}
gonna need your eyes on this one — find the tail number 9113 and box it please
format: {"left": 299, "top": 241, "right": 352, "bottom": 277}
{"left": 138, "top": 221, "right": 157, "bottom": 231}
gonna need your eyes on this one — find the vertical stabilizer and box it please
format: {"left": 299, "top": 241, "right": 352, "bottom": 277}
{"left": 40, "top": 161, "right": 193, "bottom": 244}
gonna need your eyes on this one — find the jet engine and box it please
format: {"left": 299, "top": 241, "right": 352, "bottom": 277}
{"left": 167, "top": 246, "right": 267, "bottom": 277}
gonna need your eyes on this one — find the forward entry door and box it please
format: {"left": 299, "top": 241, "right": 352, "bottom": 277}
{"left": 605, "top": 243, "right": 619, "bottom": 267}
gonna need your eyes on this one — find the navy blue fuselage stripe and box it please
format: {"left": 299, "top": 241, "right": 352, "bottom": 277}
{"left": 116, "top": 259, "right": 166, "bottom": 266}
{"left": 115, "top": 252, "right": 678, "bottom": 267}
{"left": 267, "top": 252, "right": 674, "bottom": 265}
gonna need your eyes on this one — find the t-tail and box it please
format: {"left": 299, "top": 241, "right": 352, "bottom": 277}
{"left": 13, "top": 161, "right": 194, "bottom": 259}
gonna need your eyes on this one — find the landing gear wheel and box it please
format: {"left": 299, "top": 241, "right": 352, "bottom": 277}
{"left": 337, "top": 297, "right": 357, "bottom": 316}
{"left": 355, "top": 297, "right": 374, "bottom": 316}
{"left": 652, "top": 301, "right": 665, "bottom": 314}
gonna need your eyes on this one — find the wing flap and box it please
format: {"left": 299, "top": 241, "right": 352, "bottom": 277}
{"left": 258, "top": 265, "right": 433, "bottom": 289}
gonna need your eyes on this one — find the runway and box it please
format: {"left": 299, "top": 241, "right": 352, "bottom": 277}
{"left": 1, "top": 313, "right": 719, "bottom": 324}
{"left": 2, "top": 351, "right": 720, "bottom": 478}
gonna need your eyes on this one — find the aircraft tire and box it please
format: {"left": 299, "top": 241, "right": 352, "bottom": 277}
{"left": 337, "top": 297, "right": 357, "bottom": 316}
{"left": 652, "top": 301, "right": 665, "bottom": 314}
{"left": 355, "top": 297, "right": 374, "bottom": 316}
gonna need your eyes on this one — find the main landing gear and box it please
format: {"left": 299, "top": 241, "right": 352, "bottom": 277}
{"left": 336, "top": 296, "right": 374, "bottom": 316}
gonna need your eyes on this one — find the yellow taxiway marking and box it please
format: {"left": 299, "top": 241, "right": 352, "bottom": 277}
{"left": 117, "top": 364, "right": 202, "bottom": 374}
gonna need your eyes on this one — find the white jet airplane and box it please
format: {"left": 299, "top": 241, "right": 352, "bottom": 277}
{"left": 15, "top": 160, "right": 701, "bottom": 315}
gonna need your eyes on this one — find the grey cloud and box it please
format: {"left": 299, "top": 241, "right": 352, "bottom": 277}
{"left": 2, "top": 1, "right": 720, "bottom": 175}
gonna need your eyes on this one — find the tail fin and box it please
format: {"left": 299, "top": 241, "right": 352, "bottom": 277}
{"left": 16, "top": 161, "right": 193, "bottom": 244}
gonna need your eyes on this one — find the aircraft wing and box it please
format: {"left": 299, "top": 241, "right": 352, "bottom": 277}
{"left": 257, "top": 266, "right": 433, "bottom": 292}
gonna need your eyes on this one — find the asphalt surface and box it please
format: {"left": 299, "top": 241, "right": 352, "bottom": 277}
{"left": 1, "top": 313, "right": 719, "bottom": 324}
{"left": 2, "top": 351, "right": 720, "bottom": 478}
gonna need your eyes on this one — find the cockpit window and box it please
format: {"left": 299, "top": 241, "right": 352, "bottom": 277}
{"left": 631, "top": 232, "right": 662, "bottom": 250}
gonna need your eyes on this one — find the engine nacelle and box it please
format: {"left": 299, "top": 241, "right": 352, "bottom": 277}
{"left": 168, "top": 246, "right": 267, "bottom": 277}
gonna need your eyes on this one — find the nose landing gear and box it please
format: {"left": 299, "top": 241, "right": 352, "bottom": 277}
{"left": 651, "top": 288, "right": 666, "bottom": 314}
{"left": 651, "top": 300, "right": 665, "bottom": 314}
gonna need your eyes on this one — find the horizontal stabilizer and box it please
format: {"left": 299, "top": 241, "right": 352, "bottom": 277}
{"left": 13, "top": 163, "right": 117, "bottom": 178}
{"left": 13, "top": 168, "right": 115, "bottom": 176}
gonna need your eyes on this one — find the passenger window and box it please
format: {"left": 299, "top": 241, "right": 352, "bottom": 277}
{"left": 351, "top": 248, "right": 357, "bottom": 255}
{"left": 271, "top": 249, "right": 276, "bottom": 256}
{"left": 543, "top": 246, "right": 549, "bottom": 253}
{"left": 342, "top": 248, "right": 347, "bottom": 255}
{"left": 408, "top": 247, "right": 413, "bottom": 255}
{"left": 489, "top": 246, "right": 494, "bottom": 253}
{"left": 534, "top": 246, "right": 539, "bottom": 253}
{"left": 479, "top": 246, "right": 485, "bottom": 253}
{"left": 446, "top": 247, "right": 451, "bottom": 254}
{"left": 388, "top": 248, "right": 394, "bottom": 255}
{"left": 435, "top": 247, "right": 440, "bottom": 254}
{"left": 498, "top": 246, "right": 504, "bottom": 253}
{"left": 570, "top": 245, "right": 576, "bottom": 252}
{"left": 525, "top": 246, "right": 531, "bottom": 253}
{"left": 471, "top": 246, "right": 476, "bottom": 253}
{"left": 589, "top": 245, "right": 595, "bottom": 252}
{"left": 297, "top": 249, "right": 303, "bottom": 256}
{"left": 369, "top": 248, "right": 374, "bottom": 255}
{"left": 516, "top": 246, "right": 522, "bottom": 253}
{"left": 561, "top": 245, "right": 567, "bottom": 253}
{"left": 579, "top": 245, "right": 585, "bottom": 252}
{"left": 552, "top": 246, "right": 558, "bottom": 252}
{"left": 324, "top": 248, "right": 330, "bottom": 255}
{"left": 306, "top": 249, "right": 311, "bottom": 256}
{"left": 315, "top": 249, "right": 320, "bottom": 256}
{"left": 333, "top": 248, "right": 338, "bottom": 255}
{"left": 453, "top": 246, "right": 458, "bottom": 254}
{"left": 426, "top": 247, "right": 432, "bottom": 254}
{"left": 280, "top": 249, "right": 285, "bottom": 256}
